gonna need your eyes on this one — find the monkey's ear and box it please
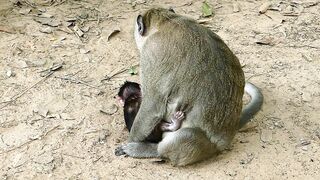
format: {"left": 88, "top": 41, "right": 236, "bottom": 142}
{"left": 116, "top": 96, "right": 125, "bottom": 107}
{"left": 168, "top": 7, "right": 175, "bottom": 13}
{"left": 136, "top": 15, "right": 144, "bottom": 36}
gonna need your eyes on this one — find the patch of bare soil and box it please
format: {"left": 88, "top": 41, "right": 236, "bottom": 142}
{"left": 0, "top": 0, "right": 319, "bottom": 179}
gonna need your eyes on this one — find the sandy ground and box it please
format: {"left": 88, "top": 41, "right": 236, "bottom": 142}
{"left": 0, "top": 0, "right": 319, "bottom": 179}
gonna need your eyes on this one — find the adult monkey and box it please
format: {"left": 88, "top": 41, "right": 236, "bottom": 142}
{"left": 115, "top": 8, "right": 263, "bottom": 166}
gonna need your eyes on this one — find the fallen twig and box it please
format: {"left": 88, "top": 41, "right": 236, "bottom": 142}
{"left": 43, "top": 125, "right": 60, "bottom": 137}
{"left": 55, "top": 75, "right": 102, "bottom": 90}
{"left": 0, "top": 63, "right": 63, "bottom": 109}
{"left": 0, "top": 70, "right": 55, "bottom": 110}
{"left": 101, "top": 63, "right": 139, "bottom": 82}
{"left": 38, "top": 63, "right": 63, "bottom": 76}
{"left": 287, "top": 45, "right": 320, "bottom": 49}
{"left": 101, "top": 68, "right": 127, "bottom": 82}
{"left": 62, "top": 153, "right": 85, "bottom": 159}
{"left": 93, "top": 156, "right": 103, "bottom": 163}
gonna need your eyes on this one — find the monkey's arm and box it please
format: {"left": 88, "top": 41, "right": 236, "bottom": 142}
{"left": 128, "top": 95, "right": 166, "bottom": 142}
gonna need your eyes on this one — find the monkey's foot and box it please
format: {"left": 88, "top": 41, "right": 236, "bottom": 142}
{"left": 115, "top": 143, "right": 159, "bottom": 158}
{"left": 160, "top": 111, "right": 184, "bottom": 131}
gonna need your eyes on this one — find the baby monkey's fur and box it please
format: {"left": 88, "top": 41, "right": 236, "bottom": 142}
{"left": 115, "top": 8, "right": 263, "bottom": 166}
{"left": 117, "top": 81, "right": 185, "bottom": 143}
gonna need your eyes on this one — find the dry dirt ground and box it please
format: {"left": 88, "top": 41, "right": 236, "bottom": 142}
{"left": 0, "top": 0, "right": 319, "bottom": 179}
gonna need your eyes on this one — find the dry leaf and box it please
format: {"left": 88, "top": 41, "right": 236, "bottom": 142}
{"left": 39, "top": 26, "right": 53, "bottom": 34}
{"left": 38, "top": 13, "right": 54, "bottom": 18}
{"left": 34, "top": 17, "right": 61, "bottom": 27}
{"left": 18, "top": 7, "right": 31, "bottom": 15}
{"left": 302, "top": 1, "right": 319, "bottom": 8}
{"left": 202, "top": 1, "right": 213, "bottom": 17}
{"left": 107, "top": 28, "right": 120, "bottom": 41}
{"left": 73, "top": 25, "right": 84, "bottom": 37}
{"left": 100, "top": 104, "right": 118, "bottom": 115}
{"left": 281, "top": 4, "right": 303, "bottom": 16}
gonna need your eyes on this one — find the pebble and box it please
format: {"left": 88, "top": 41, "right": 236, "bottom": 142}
{"left": 260, "top": 129, "right": 273, "bottom": 143}
{"left": 302, "top": 92, "right": 312, "bottom": 102}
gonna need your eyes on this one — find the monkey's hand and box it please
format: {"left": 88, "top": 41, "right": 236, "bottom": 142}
{"left": 128, "top": 99, "right": 164, "bottom": 142}
{"left": 115, "top": 142, "right": 159, "bottom": 158}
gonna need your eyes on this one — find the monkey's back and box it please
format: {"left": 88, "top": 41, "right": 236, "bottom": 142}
{"left": 141, "top": 14, "right": 245, "bottom": 144}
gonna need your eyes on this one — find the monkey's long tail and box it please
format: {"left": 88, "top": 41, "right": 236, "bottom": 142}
{"left": 239, "top": 82, "right": 264, "bottom": 129}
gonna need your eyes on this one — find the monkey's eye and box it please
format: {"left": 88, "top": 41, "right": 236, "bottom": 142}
{"left": 136, "top": 15, "right": 144, "bottom": 35}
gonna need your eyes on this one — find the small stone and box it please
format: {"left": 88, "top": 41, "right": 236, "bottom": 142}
{"left": 60, "top": 113, "right": 75, "bottom": 120}
{"left": 17, "top": 60, "right": 28, "bottom": 68}
{"left": 302, "top": 92, "right": 312, "bottom": 102}
{"left": 300, "top": 139, "right": 311, "bottom": 146}
{"left": 302, "top": 146, "right": 308, "bottom": 151}
{"left": 6, "top": 69, "right": 13, "bottom": 77}
{"left": 79, "top": 12, "right": 89, "bottom": 19}
{"left": 34, "top": 106, "right": 49, "bottom": 117}
{"left": 226, "top": 170, "right": 237, "bottom": 177}
{"left": 260, "top": 129, "right": 273, "bottom": 143}
{"left": 80, "top": 48, "right": 90, "bottom": 54}
{"left": 274, "top": 122, "right": 283, "bottom": 128}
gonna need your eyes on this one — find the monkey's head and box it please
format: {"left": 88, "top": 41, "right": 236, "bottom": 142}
{"left": 117, "top": 81, "right": 141, "bottom": 107}
{"left": 134, "top": 8, "right": 176, "bottom": 51}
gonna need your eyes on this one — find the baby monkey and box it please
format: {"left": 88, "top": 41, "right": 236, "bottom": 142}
{"left": 117, "top": 81, "right": 184, "bottom": 142}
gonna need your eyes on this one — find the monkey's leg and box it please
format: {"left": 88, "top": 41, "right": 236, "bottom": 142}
{"left": 115, "top": 142, "right": 159, "bottom": 158}
{"left": 115, "top": 111, "right": 184, "bottom": 158}
{"left": 128, "top": 95, "right": 166, "bottom": 142}
{"left": 158, "top": 128, "right": 218, "bottom": 166}
{"left": 160, "top": 111, "right": 184, "bottom": 131}
{"left": 115, "top": 95, "right": 166, "bottom": 157}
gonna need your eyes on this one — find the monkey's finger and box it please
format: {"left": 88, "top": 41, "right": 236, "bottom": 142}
{"left": 174, "top": 111, "right": 185, "bottom": 120}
